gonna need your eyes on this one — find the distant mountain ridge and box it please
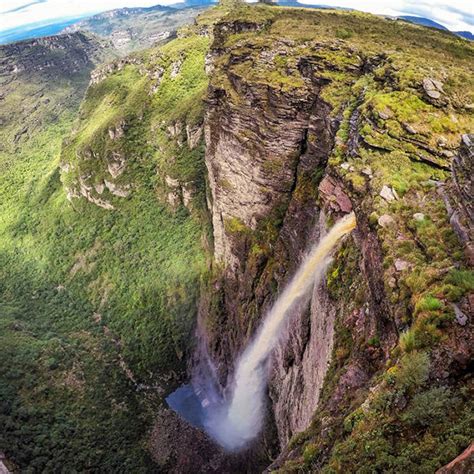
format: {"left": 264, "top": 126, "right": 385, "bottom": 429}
{"left": 0, "top": 0, "right": 217, "bottom": 46}
{"left": 2, "top": 1, "right": 472, "bottom": 45}
{"left": 397, "top": 14, "right": 473, "bottom": 40}
{"left": 62, "top": 2, "right": 216, "bottom": 53}
{"left": 455, "top": 31, "right": 474, "bottom": 40}
{"left": 397, "top": 15, "right": 448, "bottom": 30}
{"left": 277, "top": 2, "right": 472, "bottom": 40}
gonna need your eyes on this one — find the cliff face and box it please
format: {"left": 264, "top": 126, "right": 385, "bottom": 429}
{"left": 0, "top": 32, "right": 109, "bottom": 152}
{"left": 0, "top": 32, "right": 105, "bottom": 77}
{"left": 202, "top": 15, "right": 391, "bottom": 449}
{"left": 196, "top": 5, "right": 474, "bottom": 472}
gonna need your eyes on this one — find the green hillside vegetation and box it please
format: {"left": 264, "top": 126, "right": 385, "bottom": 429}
{"left": 0, "top": 24, "right": 210, "bottom": 472}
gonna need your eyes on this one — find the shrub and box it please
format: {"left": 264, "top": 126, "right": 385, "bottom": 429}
{"left": 335, "top": 28, "right": 353, "bottom": 39}
{"left": 303, "top": 443, "right": 319, "bottom": 465}
{"left": 396, "top": 351, "right": 430, "bottom": 391}
{"left": 446, "top": 269, "right": 474, "bottom": 294}
{"left": 224, "top": 216, "right": 251, "bottom": 234}
{"left": 401, "top": 387, "right": 453, "bottom": 427}
{"left": 343, "top": 408, "right": 364, "bottom": 433}
{"left": 399, "top": 329, "right": 417, "bottom": 353}
{"left": 367, "top": 335, "right": 380, "bottom": 347}
{"left": 415, "top": 295, "right": 443, "bottom": 314}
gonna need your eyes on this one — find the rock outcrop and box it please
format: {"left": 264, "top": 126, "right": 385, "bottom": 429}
{"left": 440, "top": 134, "right": 474, "bottom": 265}
{"left": 194, "top": 5, "right": 473, "bottom": 472}
{"left": 149, "top": 408, "right": 239, "bottom": 473}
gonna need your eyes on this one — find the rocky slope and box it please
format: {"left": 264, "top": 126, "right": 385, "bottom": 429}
{"left": 196, "top": 3, "right": 473, "bottom": 472}
{"left": 0, "top": 32, "right": 110, "bottom": 151}
{"left": 1, "top": 2, "right": 473, "bottom": 472}
{"left": 62, "top": 4, "right": 212, "bottom": 53}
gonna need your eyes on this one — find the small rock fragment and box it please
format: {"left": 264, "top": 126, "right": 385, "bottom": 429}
{"left": 437, "top": 136, "right": 447, "bottom": 147}
{"left": 380, "top": 185, "right": 397, "bottom": 202}
{"left": 452, "top": 304, "right": 468, "bottom": 326}
{"left": 404, "top": 123, "right": 417, "bottom": 134}
{"left": 378, "top": 109, "right": 392, "bottom": 120}
{"left": 394, "top": 259, "right": 411, "bottom": 272}
{"left": 165, "top": 175, "right": 180, "bottom": 188}
{"left": 413, "top": 213, "right": 425, "bottom": 222}
{"left": 387, "top": 277, "right": 397, "bottom": 288}
{"left": 423, "top": 77, "right": 444, "bottom": 99}
{"left": 378, "top": 214, "right": 395, "bottom": 228}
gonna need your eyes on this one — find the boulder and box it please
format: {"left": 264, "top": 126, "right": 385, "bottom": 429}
{"left": 452, "top": 304, "right": 468, "bottom": 326}
{"left": 378, "top": 109, "right": 392, "bottom": 120}
{"left": 423, "top": 77, "right": 444, "bottom": 99}
{"left": 104, "top": 180, "right": 130, "bottom": 197}
{"left": 108, "top": 121, "right": 126, "bottom": 140}
{"left": 319, "top": 176, "right": 353, "bottom": 213}
{"left": 380, "top": 185, "right": 396, "bottom": 202}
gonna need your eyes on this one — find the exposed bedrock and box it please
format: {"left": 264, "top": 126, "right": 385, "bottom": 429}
{"left": 199, "top": 23, "right": 399, "bottom": 464}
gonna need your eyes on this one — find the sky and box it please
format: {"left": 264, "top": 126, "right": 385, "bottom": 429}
{"left": 0, "top": 0, "right": 473, "bottom": 33}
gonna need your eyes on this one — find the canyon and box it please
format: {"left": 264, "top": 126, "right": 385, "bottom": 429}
{"left": 0, "top": 2, "right": 473, "bottom": 473}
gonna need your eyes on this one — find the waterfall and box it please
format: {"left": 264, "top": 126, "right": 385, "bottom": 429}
{"left": 200, "top": 212, "right": 357, "bottom": 450}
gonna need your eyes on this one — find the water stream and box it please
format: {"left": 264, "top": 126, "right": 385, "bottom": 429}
{"left": 167, "top": 212, "right": 356, "bottom": 451}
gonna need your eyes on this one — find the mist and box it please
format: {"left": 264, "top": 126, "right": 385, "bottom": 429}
{"left": 186, "top": 213, "right": 357, "bottom": 450}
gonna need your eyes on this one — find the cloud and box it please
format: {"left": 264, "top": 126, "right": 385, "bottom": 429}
{"left": 0, "top": 0, "right": 176, "bottom": 32}
{"left": 0, "top": 0, "right": 473, "bottom": 34}
{"left": 3, "top": 1, "right": 48, "bottom": 15}
{"left": 298, "top": 0, "right": 474, "bottom": 32}
{"left": 395, "top": 0, "right": 474, "bottom": 31}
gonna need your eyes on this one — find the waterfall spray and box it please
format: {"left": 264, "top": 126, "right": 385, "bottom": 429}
{"left": 195, "top": 213, "right": 356, "bottom": 450}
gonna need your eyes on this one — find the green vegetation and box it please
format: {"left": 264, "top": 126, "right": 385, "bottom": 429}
{"left": 399, "top": 329, "right": 417, "bottom": 353}
{"left": 0, "top": 20, "right": 210, "bottom": 471}
{"left": 324, "top": 382, "right": 473, "bottom": 473}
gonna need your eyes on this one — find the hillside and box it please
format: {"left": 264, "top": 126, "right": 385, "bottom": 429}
{"left": 62, "top": 3, "right": 215, "bottom": 53}
{"left": 0, "top": 32, "right": 111, "bottom": 152}
{"left": 397, "top": 15, "right": 473, "bottom": 41}
{"left": 0, "top": 2, "right": 473, "bottom": 472}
